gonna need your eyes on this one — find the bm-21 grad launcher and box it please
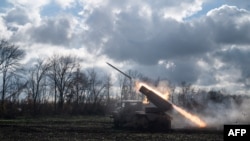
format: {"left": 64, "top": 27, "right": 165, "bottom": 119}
{"left": 107, "top": 62, "right": 172, "bottom": 131}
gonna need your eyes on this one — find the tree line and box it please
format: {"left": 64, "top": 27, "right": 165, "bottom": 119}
{"left": 0, "top": 39, "right": 120, "bottom": 118}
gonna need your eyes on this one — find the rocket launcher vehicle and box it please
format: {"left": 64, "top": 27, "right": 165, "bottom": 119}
{"left": 106, "top": 62, "right": 173, "bottom": 111}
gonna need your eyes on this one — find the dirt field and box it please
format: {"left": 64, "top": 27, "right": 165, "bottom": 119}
{"left": 0, "top": 116, "right": 223, "bottom": 141}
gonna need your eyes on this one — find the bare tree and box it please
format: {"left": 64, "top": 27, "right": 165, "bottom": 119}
{"left": 168, "top": 81, "right": 176, "bottom": 104}
{"left": 48, "top": 55, "right": 77, "bottom": 112}
{"left": 87, "top": 69, "right": 105, "bottom": 103}
{"left": 118, "top": 74, "right": 130, "bottom": 101}
{"left": 178, "top": 81, "right": 192, "bottom": 107}
{"left": 27, "top": 58, "right": 51, "bottom": 115}
{"left": 103, "top": 74, "right": 112, "bottom": 105}
{"left": 0, "top": 40, "right": 25, "bottom": 114}
{"left": 68, "top": 66, "right": 88, "bottom": 105}
{"left": 49, "top": 55, "right": 58, "bottom": 112}
{"left": 102, "top": 74, "right": 114, "bottom": 114}
{"left": 7, "top": 74, "right": 27, "bottom": 102}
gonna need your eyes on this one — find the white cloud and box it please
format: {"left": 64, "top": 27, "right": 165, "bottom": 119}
{"left": 0, "top": 16, "right": 12, "bottom": 39}
{"left": 162, "top": 0, "right": 203, "bottom": 21}
{"left": 7, "top": 0, "right": 50, "bottom": 9}
{"left": 225, "top": 0, "right": 250, "bottom": 10}
{"left": 55, "top": 0, "right": 75, "bottom": 9}
{"left": 138, "top": 4, "right": 152, "bottom": 19}
{"left": 5, "top": 0, "right": 51, "bottom": 26}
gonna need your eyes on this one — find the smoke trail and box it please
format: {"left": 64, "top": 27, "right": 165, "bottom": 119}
{"left": 171, "top": 91, "right": 250, "bottom": 129}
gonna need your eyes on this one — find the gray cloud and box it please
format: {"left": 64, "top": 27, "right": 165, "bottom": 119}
{"left": 102, "top": 5, "right": 250, "bottom": 64}
{"left": 102, "top": 14, "right": 212, "bottom": 65}
{"left": 4, "top": 7, "right": 30, "bottom": 25}
{"left": 214, "top": 47, "right": 250, "bottom": 87}
{"left": 28, "top": 16, "right": 72, "bottom": 45}
{"left": 92, "top": 4, "right": 250, "bottom": 86}
{"left": 206, "top": 5, "right": 250, "bottom": 45}
{"left": 164, "top": 59, "right": 201, "bottom": 83}
{"left": 225, "top": 0, "right": 250, "bottom": 10}
{"left": 1, "top": 0, "right": 250, "bottom": 92}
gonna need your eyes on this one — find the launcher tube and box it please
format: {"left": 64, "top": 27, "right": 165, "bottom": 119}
{"left": 106, "top": 62, "right": 132, "bottom": 80}
{"left": 139, "top": 86, "right": 173, "bottom": 111}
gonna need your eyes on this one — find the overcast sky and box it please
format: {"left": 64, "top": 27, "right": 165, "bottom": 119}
{"left": 0, "top": 0, "right": 250, "bottom": 94}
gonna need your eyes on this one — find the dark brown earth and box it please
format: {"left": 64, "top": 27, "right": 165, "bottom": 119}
{"left": 0, "top": 116, "right": 223, "bottom": 141}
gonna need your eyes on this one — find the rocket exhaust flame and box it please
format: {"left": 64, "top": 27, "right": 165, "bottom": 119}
{"left": 172, "top": 105, "right": 207, "bottom": 128}
{"left": 137, "top": 81, "right": 207, "bottom": 128}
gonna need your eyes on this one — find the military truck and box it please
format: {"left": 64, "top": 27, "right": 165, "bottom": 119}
{"left": 110, "top": 86, "right": 173, "bottom": 131}
{"left": 107, "top": 62, "right": 172, "bottom": 131}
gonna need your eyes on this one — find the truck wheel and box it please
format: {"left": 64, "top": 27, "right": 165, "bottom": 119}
{"left": 149, "top": 117, "right": 171, "bottom": 132}
{"left": 135, "top": 115, "right": 148, "bottom": 130}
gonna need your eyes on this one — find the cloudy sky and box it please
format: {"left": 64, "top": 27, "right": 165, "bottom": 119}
{"left": 0, "top": 0, "right": 250, "bottom": 94}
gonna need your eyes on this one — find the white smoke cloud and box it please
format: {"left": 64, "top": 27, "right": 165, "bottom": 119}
{"left": 170, "top": 92, "right": 250, "bottom": 129}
